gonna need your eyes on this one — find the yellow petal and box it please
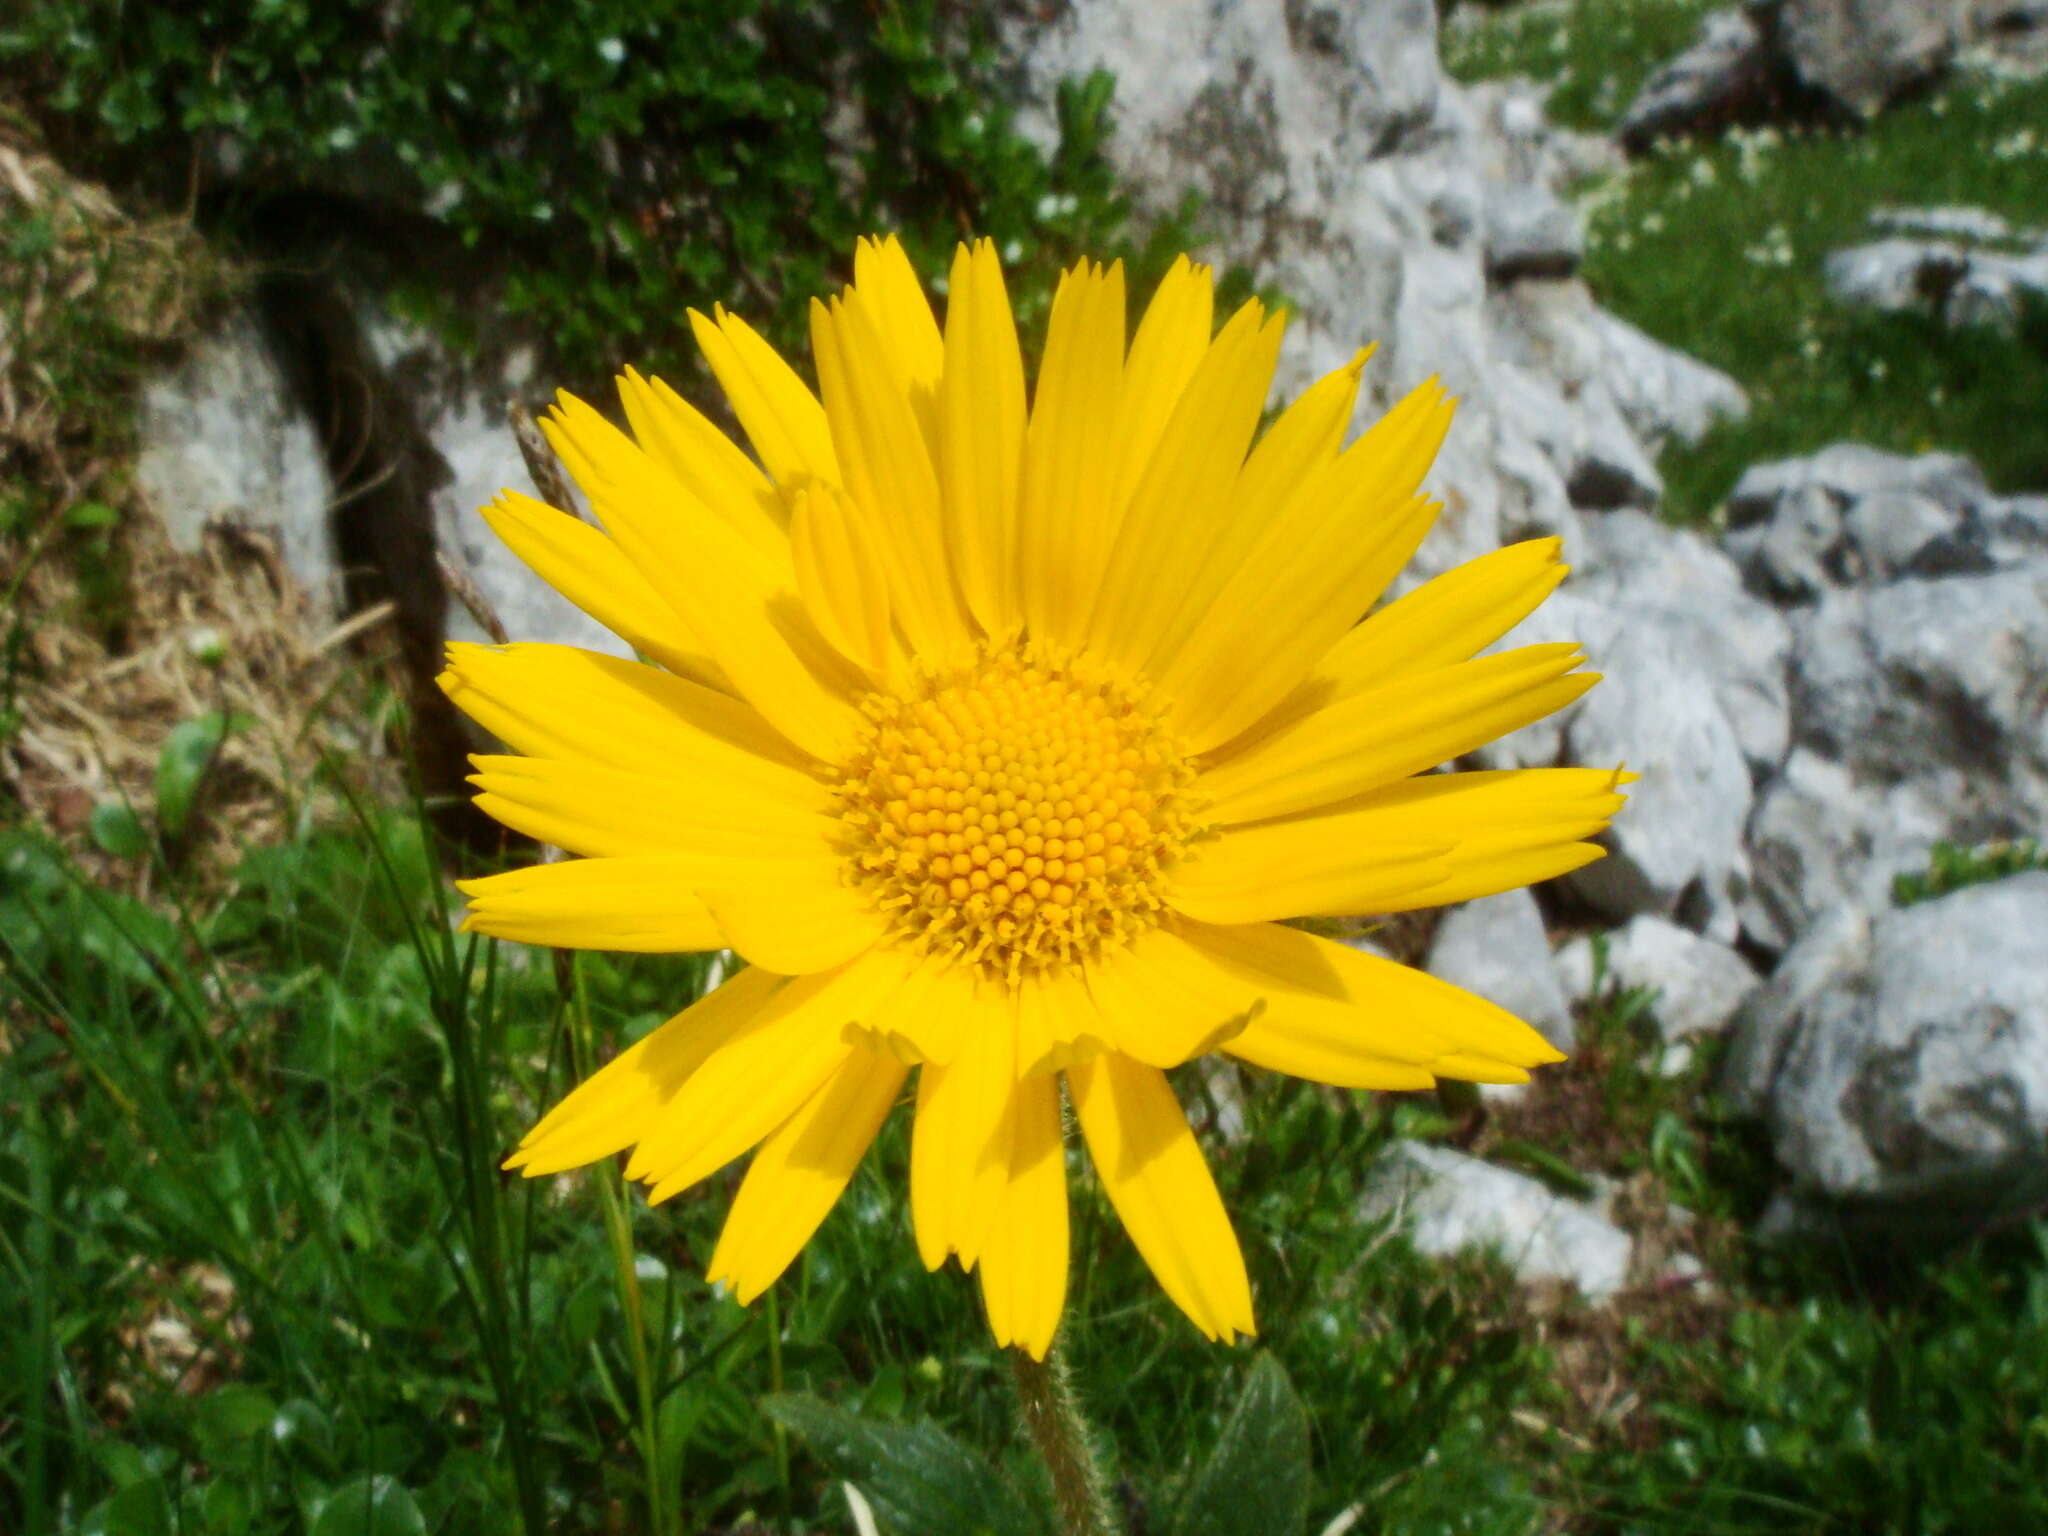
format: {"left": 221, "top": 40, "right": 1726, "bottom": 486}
{"left": 508, "top": 966, "right": 783, "bottom": 1175}
{"left": 479, "top": 493, "right": 721, "bottom": 686}
{"left": 1196, "top": 644, "right": 1598, "bottom": 824}
{"left": 1139, "top": 348, "right": 1371, "bottom": 679}
{"left": 910, "top": 1017, "right": 1016, "bottom": 1270}
{"left": 939, "top": 239, "right": 1026, "bottom": 637}
{"left": 1081, "top": 927, "right": 1260, "bottom": 1067}
{"left": 1111, "top": 257, "right": 1214, "bottom": 513}
{"left": 977, "top": 1070, "right": 1068, "bottom": 1359}
{"left": 689, "top": 304, "right": 840, "bottom": 488}
{"left": 1321, "top": 537, "right": 1568, "bottom": 685}
{"left": 543, "top": 393, "right": 866, "bottom": 762}
{"left": 616, "top": 366, "right": 788, "bottom": 561}
{"left": 1015, "top": 962, "right": 1116, "bottom": 1078}
{"left": 1087, "top": 301, "right": 1287, "bottom": 676}
{"left": 466, "top": 755, "right": 834, "bottom": 861}
{"left": 1017, "top": 259, "right": 1127, "bottom": 650}
{"left": 1166, "top": 835, "right": 1453, "bottom": 925}
{"left": 856, "top": 958, "right": 978, "bottom": 1066}
{"left": 811, "top": 293, "right": 971, "bottom": 656}
{"left": 699, "top": 879, "right": 885, "bottom": 977}
{"left": 1176, "top": 920, "right": 1564, "bottom": 1084}
{"left": 439, "top": 641, "right": 815, "bottom": 782}
{"left": 628, "top": 946, "right": 914, "bottom": 1201}
{"left": 458, "top": 856, "right": 764, "bottom": 952}
{"left": 1068, "top": 1051, "right": 1254, "bottom": 1342}
{"left": 852, "top": 234, "right": 945, "bottom": 431}
{"left": 1214, "top": 767, "right": 1630, "bottom": 916}
{"left": 1160, "top": 379, "right": 1456, "bottom": 751}
{"left": 790, "top": 483, "right": 895, "bottom": 674}
{"left": 707, "top": 1044, "right": 910, "bottom": 1304}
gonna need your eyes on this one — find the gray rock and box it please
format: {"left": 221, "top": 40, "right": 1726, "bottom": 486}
{"left": 1555, "top": 913, "right": 1761, "bottom": 1043}
{"left": 136, "top": 311, "right": 339, "bottom": 616}
{"left": 1484, "top": 181, "right": 1582, "bottom": 282}
{"left": 1425, "top": 889, "right": 1575, "bottom": 1051}
{"left": 1824, "top": 237, "right": 1972, "bottom": 312}
{"left": 1869, "top": 203, "right": 2018, "bottom": 243}
{"left": 1826, "top": 236, "right": 2048, "bottom": 330}
{"left": 1841, "top": 488, "right": 1986, "bottom": 579}
{"left": 1561, "top": 623, "right": 1752, "bottom": 940}
{"left": 1721, "top": 901, "right": 1874, "bottom": 1113}
{"left": 1737, "top": 750, "right": 1954, "bottom": 950}
{"left": 1728, "top": 443, "right": 1988, "bottom": 527}
{"left": 1729, "top": 874, "right": 2048, "bottom": 1228}
{"left": 1479, "top": 517, "right": 1775, "bottom": 934}
{"left": 1781, "top": 0, "right": 1963, "bottom": 117}
{"left": 1579, "top": 509, "right": 1792, "bottom": 779}
{"left": 1789, "top": 567, "right": 2048, "bottom": 794}
{"left": 1617, "top": 8, "right": 1773, "bottom": 152}
{"left": 361, "top": 311, "right": 626, "bottom": 657}
{"left": 1724, "top": 444, "right": 1998, "bottom": 599}
{"left": 1987, "top": 495, "right": 2048, "bottom": 564}
{"left": 1360, "top": 1140, "right": 1634, "bottom": 1300}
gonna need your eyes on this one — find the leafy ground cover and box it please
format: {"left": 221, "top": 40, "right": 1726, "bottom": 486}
{"left": 9, "top": 767, "right": 2048, "bottom": 1534}
{"left": 1446, "top": 0, "right": 2048, "bottom": 520}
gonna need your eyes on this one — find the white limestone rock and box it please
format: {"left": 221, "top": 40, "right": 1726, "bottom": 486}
{"left": 136, "top": 310, "right": 338, "bottom": 616}
{"left": 360, "top": 311, "right": 627, "bottom": 658}
{"left": 1555, "top": 913, "right": 1761, "bottom": 1043}
{"left": 1361, "top": 1140, "right": 1634, "bottom": 1301}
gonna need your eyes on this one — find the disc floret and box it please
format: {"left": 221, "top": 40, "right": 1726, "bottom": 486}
{"left": 836, "top": 647, "right": 1199, "bottom": 983}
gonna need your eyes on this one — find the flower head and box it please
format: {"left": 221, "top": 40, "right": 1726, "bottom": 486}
{"left": 444, "top": 237, "right": 1624, "bottom": 1357}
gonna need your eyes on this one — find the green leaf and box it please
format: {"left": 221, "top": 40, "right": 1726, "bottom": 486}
{"left": 762, "top": 1393, "right": 1039, "bottom": 1536}
{"left": 1174, "top": 1354, "right": 1313, "bottom": 1536}
{"left": 309, "top": 1475, "right": 426, "bottom": 1536}
{"left": 195, "top": 1385, "right": 278, "bottom": 1451}
{"left": 66, "top": 499, "right": 120, "bottom": 529}
{"left": 88, "top": 801, "right": 151, "bottom": 859}
{"left": 156, "top": 712, "right": 243, "bottom": 839}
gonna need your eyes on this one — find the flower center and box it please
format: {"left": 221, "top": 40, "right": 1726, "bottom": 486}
{"left": 835, "top": 647, "right": 1198, "bottom": 984}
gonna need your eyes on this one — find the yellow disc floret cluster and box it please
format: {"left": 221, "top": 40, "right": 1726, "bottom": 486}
{"left": 837, "top": 649, "right": 1199, "bottom": 983}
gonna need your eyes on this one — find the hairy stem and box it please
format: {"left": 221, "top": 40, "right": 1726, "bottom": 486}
{"left": 1009, "top": 1343, "right": 1117, "bottom": 1536}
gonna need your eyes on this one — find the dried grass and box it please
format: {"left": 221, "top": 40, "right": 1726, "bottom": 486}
{"left": 1, "top": 108, "right": 403, "bottom": 892}
{"left": 7, "top": 515, "right": 405, "bottom": 892}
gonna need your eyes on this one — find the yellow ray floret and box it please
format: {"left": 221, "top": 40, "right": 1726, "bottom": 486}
{"left": 452, "top": 237, "right": 1630, "bottom": 1357}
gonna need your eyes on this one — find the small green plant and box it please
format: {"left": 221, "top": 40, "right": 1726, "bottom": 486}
{"left": 1893, "top": 837, "right": 2048, "bottom": 906}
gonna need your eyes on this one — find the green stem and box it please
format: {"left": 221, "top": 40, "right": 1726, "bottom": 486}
{"left": 570, "top": 956, "right": 675, "bottom": 1536}
{"left": 1009, "top": 1343, "right": 1118, "bottom": 1536}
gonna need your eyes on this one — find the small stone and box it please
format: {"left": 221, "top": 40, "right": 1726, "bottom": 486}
{"left": 1360, "top": 1140, "right": 1634, "bottom": 1301}
{"left": 1555, "top": 913, "right": 1760, "bottom": 1043}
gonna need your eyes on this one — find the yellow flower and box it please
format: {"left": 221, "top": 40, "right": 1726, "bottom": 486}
{"left": 443, "top": 236, "right": 1625, "bottom": 1359}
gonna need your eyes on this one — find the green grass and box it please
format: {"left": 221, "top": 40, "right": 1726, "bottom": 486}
{"left": 1447, "top": 9, "right": 2048, "bottom": 521}
{"left": 11, "top": 787, "right": 2048, "bottom": 1533}
{"left": 0, "top": 792, "right": 1566, "bottom": 1535}
{"left": 1442, "top": 0, "right": 1722, "bottom": 132}
{"left": 1892, "top": 838, "right": 2048, "bottom": 906}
